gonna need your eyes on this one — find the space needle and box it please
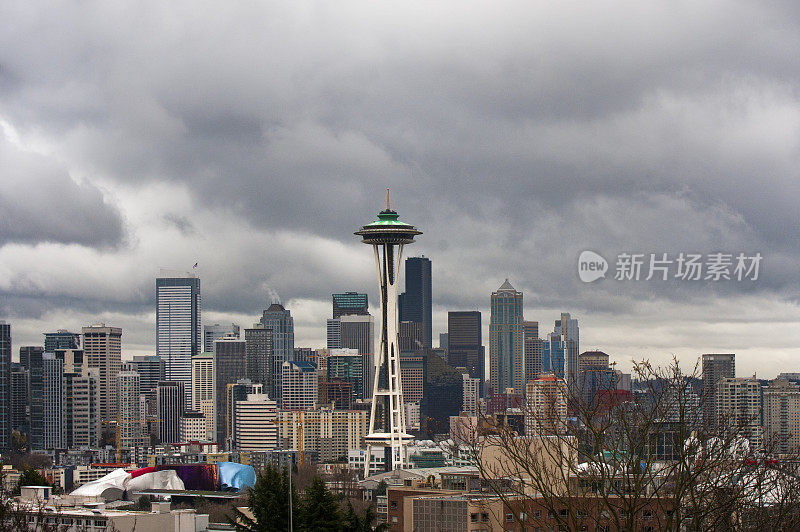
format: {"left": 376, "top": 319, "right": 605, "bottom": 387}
{"left": 355, "top": 190, "right": 421, "bottom": 474}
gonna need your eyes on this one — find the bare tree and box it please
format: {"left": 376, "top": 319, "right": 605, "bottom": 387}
{"left": 469, "top": 357, "right": 800, "bottom": 531}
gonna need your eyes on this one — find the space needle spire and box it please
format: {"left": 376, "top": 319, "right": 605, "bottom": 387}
{"left": 355, "top": 190, "right": 421, "bottom": 474}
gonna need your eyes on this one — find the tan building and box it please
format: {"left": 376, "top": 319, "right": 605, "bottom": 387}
{"left": 763, "top": 378, "right": 800, "bottom": 454}
{"left": 234, "top": 393, "right": 278, "bottom": 452}
{"left": 82, "top": 323, "right": 122, "bottom": 422}
{"left": 717, "top": 376, "right": 762, "bottom": 449}
{"left": 525, "top": 374, "right": 567, "bottom": 435}
{"left": 279, "top": 408, "right": 368, "bottom": 462}
{"left": 191, "top": 352, "right": 215, "bottom": 440}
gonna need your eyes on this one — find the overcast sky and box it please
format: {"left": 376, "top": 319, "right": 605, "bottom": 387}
{"left": 1, "top": 1, "right": 799, "bottom": 377}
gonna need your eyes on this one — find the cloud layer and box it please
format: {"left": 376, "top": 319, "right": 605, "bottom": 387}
{"left": 1, "top": 1, "right": 799, "bottom": 376}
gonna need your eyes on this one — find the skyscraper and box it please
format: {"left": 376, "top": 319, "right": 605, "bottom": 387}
{"left": 19, "top": 345, "right": 43, "bottom": 373}
{"left": 233, "top": 394, "right": 278, "bottom": 452}
{"left": 156, "top": 270, "right": 201, "bottom": 407}
{"left": 117, "top": 371, "right": 143, "bottom": 449}
{"left": 332, "top": 292, "right": 369, "bottom": 318}
{"left": 702, "top": 353, "right": 735, "bottom": 427}
{"left": 42, "top": 353, "right": 65, "bottom": 449}
{"left": 82, "top": 324, "right": 122, "bottom": 422}
{"left": 327, "top": 349, "right": 365, "bottom": 400}
{"left": 355, "top": 193, "right": 421, "bottom": 473}
{"left": 10, "top": 363, "right": 28, "bottom": 434}
{"left": 226, "top": 379, "right": 262, "bottom": 449}
{"left": 763, "top": 379, "right": 800, "bottom": 454}
{"left": 281, "top": 360, "right": 318, "bottom": 411}
{"left": 398, "top": 321, "right": 424, "bottom": 354}
{"left": 578, "top": 351, "right": 613, "bottom": 408}
{"left": 258, "top": 303, "right": 294, "bottom": 402}
{"left": 214, "top": 336, "right": 246, "bottom": 444}
{"left": 157, "top": 381, "right": 185, "bottom": 444}
{"left": 122, "top": 355, "right": 165, "bottom": 398}
{"left": 191, "top": 352, "right": 215, "bottom": 441}
{"left": 0, "top": 322, "right": 10, "bottom": 450}
{"left": 525, "top": 375, "right": 568, "bottom": 435}
{"left": 541, "top": 332, "right": 565, "bottom": 378}
{"left": 399, "top": 256, "right": 432, "bottom": 349}
{"left": 554, "top": 313, "right": 579, "bottom": 393}
{"left": 203, "top": 323, "right": 239, "bottom": 353}
{"left": 523, "top": 321, "right": 542, "bottom": 383}
{"left": 65, "top": 366, "right": 100, "bottom": 449}
{"left": 43, "top": 330, "right": 80, "bottom": 353}
{"left": 717, "top": 376, "right": 762, "bottom": 448}
{"left": 245, "top": 326, "right": 272, "bottom": 389}
{"left": 490, "top": 280, "right": 524, "bottom": 395}
{"left": 447, "top": 311, "right": 483, "bottom": 393}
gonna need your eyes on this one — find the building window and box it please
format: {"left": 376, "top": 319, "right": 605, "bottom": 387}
{"left": 390, "top": 501, "right": 398, "bottom": 510}
{"left": 471, "top": 513, "right": 478, "bottom": 523}
{"left": 506, "top": 512, "right": 514, "bottom": 522}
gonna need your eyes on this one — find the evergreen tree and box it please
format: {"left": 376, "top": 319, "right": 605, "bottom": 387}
{"left": 344, "top": 500, "right": 388, "bottom": 532}
{"left": 228, "top": 463, "right": 296, "bottom": 532}
{"left": 13, "top": 468, "right": 51, "bottom": 495}
{"left": 297, "top": 476, "right": 343, "bottom": 531}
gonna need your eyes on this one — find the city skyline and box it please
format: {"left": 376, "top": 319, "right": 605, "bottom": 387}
{"left": 3, "top": 3, "right": 800, "bottom": 378}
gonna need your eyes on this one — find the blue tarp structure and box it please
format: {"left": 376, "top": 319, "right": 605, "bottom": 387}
{"left": 218, "top": 461, "right": 256, "bottom": 491}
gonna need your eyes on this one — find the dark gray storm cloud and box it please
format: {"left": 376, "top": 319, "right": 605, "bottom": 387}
{"left": 1, "top": 1, "right": 799, "bottom": 372}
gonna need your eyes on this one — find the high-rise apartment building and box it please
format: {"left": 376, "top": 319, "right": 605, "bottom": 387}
{"left": 226, "top": 379, "right": 262, "bottom": 449}
{"left": 42, "top": 354, "right": 65, "bottom": 449}
{"left": 156, "top": 271, "right": 201, "bottom": 407}
{"left": 245, "top": 325, "right": 272, "bottom": 390}
{"left": 281, "top": 360, "right": 318, "bottom": 411}
{"left": 399, "top": 257, "right": 432, "bottom": 349}
{"left": 203, "top": 323, "right": 239, "bottom": 353}
{"left": 233, "top": 394, "right": 278, "bottom": 452}
{"left": 191, "top": 353, "right": 215, "bottom": 441}
{"left": 117, "top": 371, "right": 142, "bottom": 449}
{"left": 763, "top": 379, "right": 800, "bottom": 455}
{"left": 523, "top": 321, "right": 542, "bottom": 383}
{"left": 0, "top": 322, "right": 10, "bottom": 450}
{"left": 332, "top": 292, "right": 369, "bottom": 319}
{"left": 278, "top": 408, "right": 368, "bottom": 463}
{"left": 702, "top": 353, "right": 735, "bottom": 427}
{"left": 447, "top": 312, "right": 484, "bottom": 392}
{"left": 554, "top": 313, "right": 579, "bottom": 392}
{"left": 462, "top": 373, "right": 480, "bottom": 415}
{"left": 258, "top": 303, "right": 294, "bottom": 402}
{"left": 82, "top": 323, "right": 122, "bottom": 422}
{"left": 157, "top": 381, "right": 185, "bottom": 444}
{"left": 214, "top": 337, "right": 246, "bottom": 445}
{"left": 43, "top": 330, "right": 80, "bottom": 353}
{"left": 66, "top": 367, "right": 100, "bottom": 449}
{"left": 490, "top": 280, "right": 524, "bottom": 395}
{"left": 525, "top": 374, "right": 568, "bottom": 435}
{"left": 717, "top": 376, "right": 762, "bottom": 448}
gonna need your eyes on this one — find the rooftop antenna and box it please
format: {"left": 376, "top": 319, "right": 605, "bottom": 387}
{"left": 385, "top": 188, "right": 393, "bottom": 211}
